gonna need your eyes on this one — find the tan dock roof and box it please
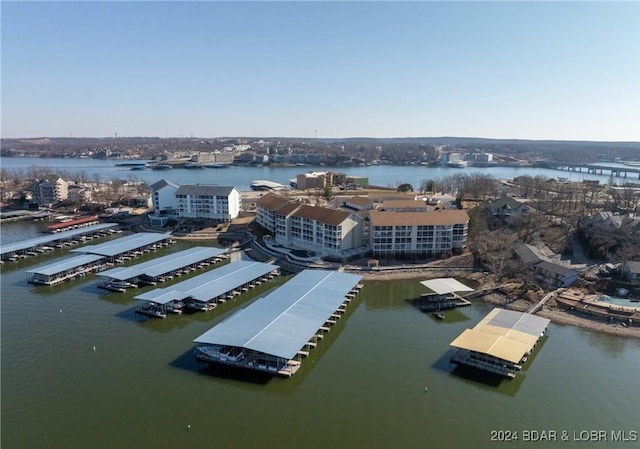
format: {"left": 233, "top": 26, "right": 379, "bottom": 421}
{"left": 450, "top": 308, "right": 550, "bottom": 364}
{"left": 450, "top": 329, "right": 535, "bottom": 364}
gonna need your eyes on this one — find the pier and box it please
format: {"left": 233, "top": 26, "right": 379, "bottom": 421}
{"left": 70, "top": 232, "right": 173, "bottom": 263}
{"left": 134, "top": 261, "right": 280, "bottom": 318}
{"left": 26, "top": 254, "right": 108, "bottom": 286}
{"left": 96, "top": 246, "right": 228, "bottom": 291}
{"left": 1, "top": 223, "right": 120, "bottom": 262}
{"left": 193, "top": 270, "right": 363, "bottom": 377}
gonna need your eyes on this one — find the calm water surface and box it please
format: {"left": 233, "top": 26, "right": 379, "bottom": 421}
{"left": 0, "top": 156, "right": 629, "bottom": 192}
{"left": 2, "top": 222, "right": 640, "bottom": 449}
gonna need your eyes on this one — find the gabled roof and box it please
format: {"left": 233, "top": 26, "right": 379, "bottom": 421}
{"left": 489, "top": 197, "right": 526, "bottom": 210}
{"left": 514, "top": 242, "right": 548, "bottom": 265}
{"left": 291, "top": 204, "right": 352, "bottom": 226}
{"left": 369, "top": 210, "right": 469, "bottom": 227}
{"left": 175, "top": 185, "right": 236, "bottom": 196}
{"left": 535, "top": 260, "right": 577, "bottom": 276}
{"left": 150, "top": 179, "right": 180, "bottom": 191}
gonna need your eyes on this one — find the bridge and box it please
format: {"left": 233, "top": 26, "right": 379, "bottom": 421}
{"left": 536, "top": 162, "right": 640, "bottom": 180}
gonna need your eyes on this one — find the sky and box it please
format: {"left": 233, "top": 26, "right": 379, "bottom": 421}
{"left": 1, "top": 1, "right": 639, "bottom": 141}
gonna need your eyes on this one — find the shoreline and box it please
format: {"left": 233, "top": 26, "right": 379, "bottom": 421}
{"left": 357, "top": 269, "right": 640, "bottom": 339}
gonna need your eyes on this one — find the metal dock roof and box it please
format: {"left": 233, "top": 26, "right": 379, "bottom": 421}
{"left": 194, "top": 270, "right": 363, "bottom": 360}
{"left": 420, "top": 278, "right": 473, "bottom": 295}
{"left": 25, "top": 254, "right": 105, "bottom": 276}
{"left": 1, "top": 223, "right": 118, "bottom": 256}
{"left": 71, "top": 232, "right": 170, "bottom": 257}
{"left": 134, "top": 261, "right": 277, "bottom": 304}
{"left": 450, "top": 308, "right": 550, "bottom": 364}
{"left": 96, "top": 246, "right": 226, "bottom": 281}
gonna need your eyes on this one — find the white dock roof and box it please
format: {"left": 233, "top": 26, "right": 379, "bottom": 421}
{"left": 25, "top": 254, "right": 105, "bottom": 276}
{"left": 134, "top": 261, "right": 277, "bottom": 304}
{"left": 96, "top": 246, "right": 226, "bottom": 281}
{"left": 1, "top": 223, "right": 118, "bottom": 256}
{"left": 420, "top": 278, "right": 473, "bottom": 295}
{"left": 71, "top": 232, "right": 170, "bottom": 257}
{"left": 194, "top": 270, "right": 363, "bottom": 360}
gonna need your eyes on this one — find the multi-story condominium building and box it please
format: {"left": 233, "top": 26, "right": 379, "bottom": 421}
{"left": 175, "top": 185, "right": 240, "bottom": 222}
{"left": 150, "top": 179, "right": 179, "bottom": 215}
{"left": 256, "top": 193, "right": 364, "bottom": 257}
{"left": 369, "top": 210, "right": 469, "bottom": 257}
{"left": 148, "top": 179, "right": 239, "bottom": 225}
{"left": 32, "top": 176, "right": 68, "bottom": 206}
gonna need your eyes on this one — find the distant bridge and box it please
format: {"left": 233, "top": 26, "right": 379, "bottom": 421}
{"left": 537, "top": 162, "right": 640, "bottom": 180}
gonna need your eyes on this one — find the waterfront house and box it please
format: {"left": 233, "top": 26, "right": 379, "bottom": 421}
{"left": 488, "top": 197, "right": 528, "bottom": 218}
{"left": 534, "top": 261, "right": 579, "bottom": 289}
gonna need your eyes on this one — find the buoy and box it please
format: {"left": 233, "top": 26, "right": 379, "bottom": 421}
{"left": 92, "top": 346, "right": 96, "bottom": 352}
{"left": 59, "top": 309, "right": 63, "bottom": 314}
{"left": 424, "top": 387, "right": 428, "bottom": 392}
{"left": 187, "top": 424, "right": 191, "bottom": 430}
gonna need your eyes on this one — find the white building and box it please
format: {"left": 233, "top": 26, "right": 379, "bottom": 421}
{"left": 32, "top": 176, "right": 68, "bottom": 206}
{"left": 369, "top": 210, "right": 469, "bottom": 257}
{"left": 150, "top": 179, "right": 179, "bottom": 215}
{"left": 175, "top": 185, "right": 240, "bottom": 222}
{"left": 149, "top": 179, "right": 239, "bottom": 225}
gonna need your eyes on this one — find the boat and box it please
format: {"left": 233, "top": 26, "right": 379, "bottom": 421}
{"left": 204, "top": 163, "right": 230, "bottom": 168}
{"left": 152, "top": 164, "right": 172, "bottom": 170}
{"left": 433, "top": 311, "right": 445, "bottom": 320}
{"left": 447, "top": 161, "right": 467, "bottom": 168}
{"left": 250, "top": 180, "right": 287, "bottom": 191}
{"left": 184, "top": 162, "right": 204, "bottom": 169}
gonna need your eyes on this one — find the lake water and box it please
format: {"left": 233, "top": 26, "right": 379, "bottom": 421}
{"left": 0, "top": 157, "right": 629, "bottom": 192}
{"left": 1, "top": 221, "right": 639, "bottom": 448}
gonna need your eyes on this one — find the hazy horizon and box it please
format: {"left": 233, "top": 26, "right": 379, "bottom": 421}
{"left": 2, "top": 1, "right": 639, "bottom": 141}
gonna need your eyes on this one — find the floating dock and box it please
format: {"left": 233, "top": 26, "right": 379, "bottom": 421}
{"left": 193, "top": 270, "right": 364, "bottom": 377}
{"left": 134, "top": 261, "right": 280, "bottom": 318}
{"left": 1, "top": 223, "right": 119, "bottom": 262}
{"left": 70, "top": 232, "right": 173, "bottom": 263}
{"left": 414, "top": 277, "right": 473, "bottom": 311}
{"left": 96, "top": 246, "right": 228, "bottom": 291}
{"left": 25, "top": 254, "right": 108, "bottom": 286}
{"left": 45, "top": 215, "right": 99, "bottom": 233}
{"left": 449, "top": 308, "right": 550, "bottom": 378}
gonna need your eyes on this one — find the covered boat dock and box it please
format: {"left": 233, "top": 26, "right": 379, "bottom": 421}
{"left": 193, "top": 269, "right": 364, "bottom": 377}
{"left": 134, "top": 261, "right": 279, "bottom": 318}
{"left": 415, "top": 277, "right": 473, "bottom": 311}
{"left": 96, "top": 246, "right": 228, "bottom": 291}
{"left": 449, "top": 308, "right": 550, "bottom": 378}
{"left": 46, "top": 215, "right": 99, "bottom": 233}
{"left": 1, "top": 223, "right": 119, "bottom": 262}
{"left": 71, "top": 232, "right": 173, "bottom": 263}
{"left": 26, "top": 254, "right": 107, "bottom": 286}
